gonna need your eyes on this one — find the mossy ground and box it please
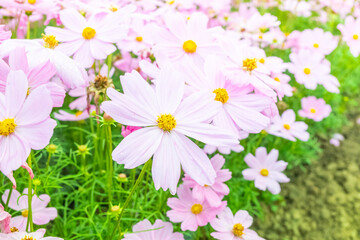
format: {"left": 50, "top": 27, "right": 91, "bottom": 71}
{"left": 255, "top": 119, "right": 360, "bottom": 240}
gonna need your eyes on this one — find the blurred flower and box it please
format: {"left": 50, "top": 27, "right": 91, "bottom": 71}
{"left": 121, "top": 126, "right": 141, "bottom": 138}
{"left": 297, "top": 28, "right": 338, "bottom": 56}
{"left": 337, "top": 16, "right": 360, "bottom": 57}
{"left": 242, "top": 147, "right": 289, "bottom": 194}
{"left": 299, "top": 96, "right": 331, "bottom": 121}
{"left": 0, "top": 228, "right": 63, "bottom": 240}
{"left": 329, "top": 133, "right": 344, "bottom": 147}
{"left": 0, "top": 204, "right": 11, "bottom": 234}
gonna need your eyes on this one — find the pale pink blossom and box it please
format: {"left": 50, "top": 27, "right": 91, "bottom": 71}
{"left": 123, "top": 219, "right": 184, "bottom": 240}
{"left": 329, "top": 133, "right": 344, "bottom": 147}
{"left": 183, "top": 154, "right": 231, "bottom": 207}
{"left": 242, "top": 147, "right": 289, "bottom": 194}
{"left": 0, "top": 25, "right": 11, "bottom": 43}
{"left": 54, "top": 108, "right": 95, "bottom": 122}
{"left": 203, "top": 143, "right": 244, "bottom": 155}
{"left": 298, "top": 28, "right": 338, "bottom": 56}
{"left": 0, "top": 228, "right": 63, "bottom": 240}
{"left": 2, "top": 189, "right": 57, "bottom": 231}
{"left": 0, "top": 204, "right": 11, "bottom": 234}
{"left": 167, "top": 184, "right": 227, "bottom": 231}
{"left": 101, "top": 69, "right": 238, "bottom": 193}
{"left": 337, "top": 16, "right": 360, "bottom": 57}
{"left": 298, "top": 96, "right": 331, "bottom": 121}
{"left": 267, "top": 109, "right": 310, "bottom": 142}
{"left": 211, "top": 208, "right": 264, "bottom": 240}
{"left": 45, "top": 8, "right": 132, "bottom": 68}
{"left": 0, "top": 70, "right": 56, "bottom": 176}
{"left": 0, "top": 47, "right": 65, "bottom": 107}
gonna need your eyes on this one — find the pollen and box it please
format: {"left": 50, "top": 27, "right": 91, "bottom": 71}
{"left": 232, "top": 223, "right": 245, "bottom": 237}
{"left": 21, "top": 236, "right": 35, "bottom": 240}
{"left": 259, "top": 58, "right": 265, "bottom": 64}
{"left": 191, "top": 204, "right": 203, "bottom": 214}
{"left": 157, "top": 114, "right": 176, "bottom": 132}
{"left": 313, "top": 43, "right": 319, "bottom": 48}
{"left": 109, "top": 5, "right": 118, "bottom": 12}
{"left": 274, "top": 77, "right": 280, "bottom": 82}
{"left": 353, "top": 34, "right": 359, "bottom": 40}
{"left": 82, "top": 27, "right": 96, "bottom": 40}
{"left": 42, "top": 34, "right": 58, "bottom": 49}
{"left": 303, "top": 68, "right": 311, "bottom": 75}
{"left": 182, "top": 40, "right": 197, "bottom": 54}
{"left": 310, "top": 108, "right": 316, "bottom": 113}
{"left": 0, "top": 118, "right": 16, "bottom": 136}
{"left": 258, "top": 35, "right": 263, "bottom": 39}
{"left": 135, "top": 36, "right": 143, "bottom": 42}
{"left": 28, "top": 0, "right": 36, "bottom": 4}
{"left": 21, "top": 209, "right": 28, "bottom": 217}
{"left": 260, "top": 168, "right": 269, "bottom": 176}
{"left": 283, "top": 124, "right": 291, "bottom": 130}
{"left": 213, "top": 88, "right": 229, "bottom": 104}
{"left": 243, "top": 58, "right": 257, "bottom": 71}
{"left": 166, "top": 0, "right": 175, "bottom": 4}
{"left": 75, "top": 111, "right": 83, "bottom": 117}
{"left": 10, "top": 227, "right": 18, "bottom": 232}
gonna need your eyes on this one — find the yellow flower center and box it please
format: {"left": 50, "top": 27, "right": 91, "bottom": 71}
{"left": 243, "top": 58, "right": 257, "bottom": 71}
{"left": 21, "top": 236, "right": 35, "bottom": 240}
{"left": 42, "top": 34, "right": 58, "bottom": 49}
{"left": 191, "top": 204, "right": 203, "bottom": 214}
{"left": 310, "top": 108, "right": 316, "bottom": 113}
{"left": 213, "top": 88, "right": 229, "bottom": 104}
{"left": 109, "top": 5, "right": 118, "bottom": 12}
{"left": 233, "top": 223, "right": 245, "bottom": 237}
{"left": 135, "top": 36, "right": 143, "bottom": 42}
{"left": 10, "top": 227, "right": 19, "bottom": 232}
{"left": 0, "top": 119, "right": 16, "bottom": 136}
{"left": 182, "top": 40, "right": 197, "bottom": 54}
{"left": 283, "top": 124, "right": 291, "bottom": 130}
{"left": 21, "top": 209, "right": 28, "bottom": 217}
{"left": 303, "top": 68, "right": 311, "bottom": 75}
{"left": 75, "top": 111, "right": 83, "bottom": 117}
{"left": 157, "top": 114, "right": 176, "bottom": 132}
{"left": 259, "top": 58, "right": 265, "bottom": 64}
{"left": 274, "top": 77, "right": 280, "bottom": 82}
{"left": 260, "top": 168, "right": 269, "bottom": 176}
{"left": 78, "top": 145, "right": 88, "bottom": 153}
{"left": 28, "top": 0, "right": 36, "bottom": 4}
{"left": 167, "top": 0, "right": 175, "bottom": 4}
{"left": 258, "top": 35, "right": 263, "bottom": 39}
{"left": 82, "top": 27, "right": 96, "bottom": 40}
{"left": 313, "top": 43, "right": 319, "bottom": 48}
{"left": 353, "top": 34, "right": 359, "bottom": 40}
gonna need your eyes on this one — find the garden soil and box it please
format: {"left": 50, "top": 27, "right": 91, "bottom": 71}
{"left": 255, "top": 123, "right": 360, "bottom": 240}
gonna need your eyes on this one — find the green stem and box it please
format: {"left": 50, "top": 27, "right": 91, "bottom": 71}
{"left": 106, "top": 124, "right": 113, "bottom": 206}
{"left": 26, "top": 153, "right": 34, "bottom": 232}
{"left": 46, "top": 153, "right": 52, "bottom": 171}
{"left": 107, "top": 54, "right": 113, "bottom": 77}
{"left": 110, "top": 160, "right": 151, "bottom": 239}
{"left": 26, "top": 20, "right": 30, "bottom": 39}
{"left": 4, "top": 188, "right": 13, "bottom": 212}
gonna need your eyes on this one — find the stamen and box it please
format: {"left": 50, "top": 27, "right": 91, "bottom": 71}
{"left": 135, "top": 36, "right": 143, "bottom": 42}
{"left": 260, "top": 169, "right": 269, "bottom": 176}
{"left": 283, "top": 124, "right": 291, "bottom": 130}
{"left": 303, "top": 68, "right": 311, "bottom": 75}
{"left": 313, "top": 43, "right": 319, "bottom": 48}
{"left": 310, "top": 108, "right": 316, "bottom": 113}
{"left": 82, "top": 27, "right": 96, "bottom": 40}
{"left": 42, "top": 34, "right": 58, "bottom": 49}
{"left": 213, "top": 88, "right": 229, "bottom": 104}
{"left": 182, "top": 40, "right": 197, "bottom": 54}
{"left": 21, "top": 209, "right": 28, "bottom": 217}
{"left": 243, "top": 58, "right": 258, "bottom": 71}
{"left": 353, "top": 34, "right": 359, "bottom": 40}
{"left": 191, "top": 204, "right": 203, "bottom": 214}
{"left": 232, "top": 223, "right": 245, "bottom": 237}
{"left": 28, "top": 0, "right": 36, "bottom": 4}
{"left": 0, "top": 119, "right": 16, "bottom": 136}
{"left": 157, "top": 114, "right": 176, "bottom": 132}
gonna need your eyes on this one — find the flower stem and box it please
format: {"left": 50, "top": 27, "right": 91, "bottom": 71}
{"left": 4, "top": 188, "right": 13, "bottom": 212}
{"left": 106, "top": 124, "right": 113, "bottom": 206}
{"left": 110, "top": 160, "right": 151, "bottom": 239}
{"left": 26, "top": 153, "right": 34, "bottom": 232}
{"left": 26, "top": 20, "right": 30, "bottom": 39}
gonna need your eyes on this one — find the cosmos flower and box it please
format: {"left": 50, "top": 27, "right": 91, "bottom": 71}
{"left": 0, "top": 70, "right": 56, "bottom": 176}
{"left": 242, "top": 147, "right": 290, "bottom": 194}
{"left": 2, "top": 189, "right": 57, "bottom": 231}
{"left": 267, "top": 109, "right": 310, "bottom": 142}
{"left": 297, "top": 28, "right": 338, "bottom": 56}
{"left": 0, "top": 47, "right": 65, "bottom": 107}
{"left": 167, "top": 184, "right": 227, "bottom": 231}
{"left": 210, "top": 207, "right": 264, "bottom": 240}
{"left": 0, "top": 25, "right": 11, "bottom": 43}
{"left": 101, "top": 68, "right": 238, "bottom": 194}
{"left": 298, "top": 96, "right": 331, "bottom": 121}
{"left": 337, "top": 16, "right": 360, "bottom": 57}
{"left": 0, "top": 228, "right": 63, "bottom": 240}
{"left": 329, "top": 133, "right": 344, "bottom": 147}
{"left": 0, "top": 204, "right": 11, "bottom": 234}
{"left": 182, "top": 154, "right": 231, "bottom": 207}
{"left": 123, "top": 219, "right": 184, "bottom": 240}
{"left": 45, "top": 8, "right": 132, "bottom": 68}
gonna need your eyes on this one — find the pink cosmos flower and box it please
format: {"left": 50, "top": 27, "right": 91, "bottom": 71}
{"left": 0, "top": 47, "right": 65, "bottom": 107}
{"left": 45, "top": 8, "right": 131, "bottom": 68}
{"left": 183, "top": 154, "right": 231, "bottom": 207}
{"left": 287, "top": 49, "right": 340, "bottom": 93}
{"left": 121, "top": 126, "right": 141, "bottom": 138}
{"left": 167, "top": 184, "right": 227, "bottom": 231}
{"left": 0, "top": 204, "right": 11, "bottom": 234}
{"left": 0, "top": 25, "right": 11, "bottom": 43}
{"left": 267, "top": 109, "right": 310, "bottom": 142}
{"left": 101, "top": 69, "right": 238, "bottom": 193}
{"left": 0, "top": 228, "right": 63, "bottom": 240}
{"left": 242, "top": 147, "right": 290, "bottom": 194}
{"left": 0, "top": 38, "right": 87, "bottom": 89}
{"left": 123, "top": 219, "right": 184, "bottom": 240}
{"left": 329, "top": 133, "right": 344, "bottom": 147}
{"left": 179, "top": 57, "right": 272, "bottom": 137}
{"left": 153, "top": 12, "right": 221, "bottom": 66}
{"left": 0, "top": 70, "right": 56, "bottom": 176}
{"left": 270, "top": 72, "right": 293, "bottom": 97}
{"left": 211, "top": 207, "right": 264, "bottom": 240}
{"left": 298, "top": 28, "right": 338, "bottom": 56}
{"left": 298, "top": 96, "right": 331, "bottom": 121}
{"left": 54, "top": 108, "right": 95, "bottom": 122}
{"left": 204, "top": 143, "right": 244, "bottom": 155}
{"left": 2, "top": 189, "right": 57, "bottom": 231}
{"left": 337, "top": 16, "right": 360, "bottom": 57}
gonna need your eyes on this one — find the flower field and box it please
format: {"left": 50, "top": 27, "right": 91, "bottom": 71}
{"left": 0, "top": 0, "right": 359, "bottom": 239}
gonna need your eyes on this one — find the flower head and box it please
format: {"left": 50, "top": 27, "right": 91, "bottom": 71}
{"left": 298, "top": 96, "right": 331, "bottom": 121}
